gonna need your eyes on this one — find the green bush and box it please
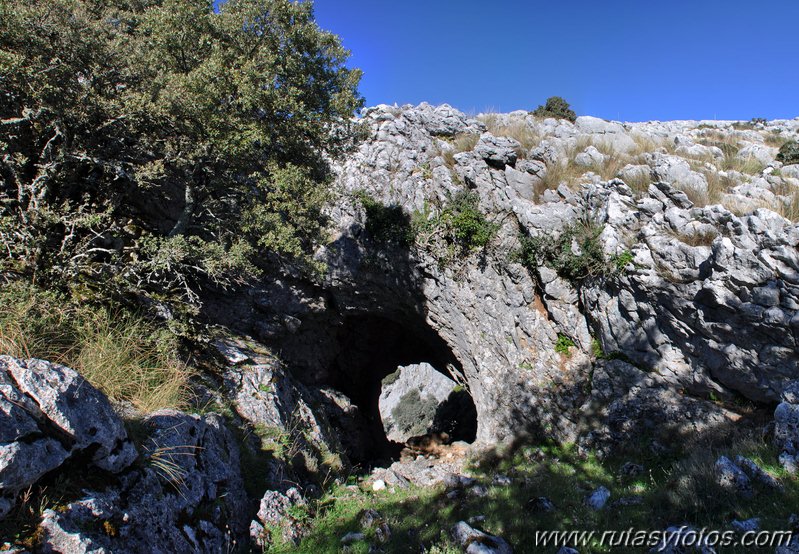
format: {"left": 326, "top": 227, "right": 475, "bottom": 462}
{"left": 517, "top": 220, "right": 607, "bottom": 282}
{"left": 0, "top": 0, "right": 363, "bottom": 306}
{"left": 777, "top": 140, "right": 799, "bottom": 165}
{"left": 532, "top": 96, "right": 577, "bottom": 122}
{"left": 445, "top": 191, "right": 498, "bottom": 250}
{"left": 412, "top": 191, "right": 499, "bottom": 262}
{"left": 357, "top": 192, "right": 414, "bottom": 247}
{"left": 516, "top": 216, "right": 633, "bottom": 283}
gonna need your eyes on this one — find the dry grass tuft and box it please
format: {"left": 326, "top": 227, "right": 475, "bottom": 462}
{"left": 629, "top": 133, "right": 662, "bottom": 156}
{"left": 763, "top": 130, "right": 790, "bottom": 149}
{"left": 0, "top": 283, "right": 190, "bottom": 412}
{"left": 781, "top": 191, "right": 799, "bottom": 222}
{"left": 726, "top": 155, "right": 765, "bottom": 175}
{"left": 535, "top": 159, "right": 588, "bottom": 198}
{"left": 693, "top": 169, "right": 737, "bottom": 207}
{"left": 757, "top": 189, "right": 799, "bottom": 222}
{"left": 535, "top": 137, "right": 637, "bottom": 198}
{"left": 692, "top": 132, "right": 767, "bottom": 175}
{"left": 71, "top": 311, "right": 191, "bottom": 413}
{"left": 669, "top": 226, "right": 719, "bottom": 247}
{"left": 621, "top": 169, "right": 653, "bottom": 196}
{"left": 441, "top": 133, "right": 479, "bottom": 167}
{"left": 479, "top": 116, "right": 543, "bottom": 153}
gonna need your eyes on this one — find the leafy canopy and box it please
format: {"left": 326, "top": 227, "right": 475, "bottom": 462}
{"left": 0, "top": 0, "right": 363, "bottom": 305}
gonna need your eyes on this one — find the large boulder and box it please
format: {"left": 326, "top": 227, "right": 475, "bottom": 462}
{"left": 451, "top": 520, "right": 513, "bottom": 554}
{"left": 0, "top": 356, "right": 137, "bottom": 515}
{"left": 474, "top": 132, "right": 520, "bottom": 168}
{"left": 379, "top": 363, "right": 459, "bottom": 443}
{"left": 400, "top": 102, "right": 484, "bottom": 137}
{"left": 646, "top": 152, "right": 708, "bottom": 195}
{"left": 219, "top": 338, "right": 356, "bottom": 476}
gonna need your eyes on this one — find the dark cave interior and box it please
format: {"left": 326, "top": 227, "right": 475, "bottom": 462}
{"left": 327, "top": 314, "right": 477, "bottom": 466}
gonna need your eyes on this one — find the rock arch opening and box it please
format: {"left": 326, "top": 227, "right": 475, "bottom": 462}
{"left": 327, "top": 314, "right": 477, "bottom": 467}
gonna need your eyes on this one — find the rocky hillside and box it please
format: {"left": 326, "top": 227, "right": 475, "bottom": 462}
{"left": 3, "top": 104, "right": 799, "bottom": 553}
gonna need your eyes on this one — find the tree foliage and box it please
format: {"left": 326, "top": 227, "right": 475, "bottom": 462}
{"left": 0, "top": 0, "right": 363, "bottom": 305}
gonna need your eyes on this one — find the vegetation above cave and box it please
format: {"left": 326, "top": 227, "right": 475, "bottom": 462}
{"left": 0, "top": 0, "right": 363, "bottom": 307}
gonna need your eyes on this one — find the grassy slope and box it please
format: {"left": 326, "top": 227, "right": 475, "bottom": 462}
{"left": 276, "top": 437, "right": 798, "bottom": 553}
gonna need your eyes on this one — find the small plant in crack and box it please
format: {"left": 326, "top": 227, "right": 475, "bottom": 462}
{"left": 591, "top": 337, "right": 605, "bottom": 359}
{"left": 611, "top": 250, "right": 635, "bottom": 273}
{"left": 145, "top": 444, "right": 202, "bottom": 493}
{"left": 554, "top": 334, "right": 575, "bottom": 357}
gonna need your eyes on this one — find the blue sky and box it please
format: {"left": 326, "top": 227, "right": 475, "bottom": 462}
{"left": 222, "top": 1, "right": 799, "bottom": 122}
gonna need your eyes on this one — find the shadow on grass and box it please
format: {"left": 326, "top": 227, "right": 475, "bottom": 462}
{"left": 275, "top": 385, "right": 796, "bottom": 554}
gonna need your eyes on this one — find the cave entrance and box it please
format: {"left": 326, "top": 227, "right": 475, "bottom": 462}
{"left": 328, "top": 314, "right": 477, "bottom": 467}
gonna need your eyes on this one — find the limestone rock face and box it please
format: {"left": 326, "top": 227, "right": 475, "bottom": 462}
{"left": 202, "top": 103, "right": 799, "bottom": 451}
{"left": 0, "top": 356, "right": 137, "bottom": 514}
{"left": 378, "top": 363, "right": 457, "bottom": 443}
{"left": 775, "top": 381, "right": 799, "bottom": 472}
{"left": 578, "top": 359, "right": 735, "bottom": 456}
{"left": 218, "top": 337, "right": 362, "bottom": 471}
{"left": 582, "top": 183, "right": 799, "bottom": 403}
{"left": 39, "top": 410, "right": 248, "bottom": 553}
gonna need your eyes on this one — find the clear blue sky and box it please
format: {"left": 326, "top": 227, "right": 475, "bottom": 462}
{"left": 222, "top": 0, "right": 799, "bottom": 122}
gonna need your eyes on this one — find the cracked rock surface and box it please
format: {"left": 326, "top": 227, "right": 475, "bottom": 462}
{"left": 39, "top": 410, "right": 248, "bottom": 554}
{"left": 0, "top": 356, "right": 136, "bottom": 513}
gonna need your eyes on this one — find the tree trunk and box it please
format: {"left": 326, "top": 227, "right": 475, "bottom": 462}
{"left": 168, "top": 181, "right": 195, "bottom": 237}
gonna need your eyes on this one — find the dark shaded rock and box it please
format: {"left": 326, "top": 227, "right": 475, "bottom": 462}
{"left": 39, "top": 411, "right": 248, "bottom": 553}
{"left": 0, "top": 356, "right": 136, "bottom": 514}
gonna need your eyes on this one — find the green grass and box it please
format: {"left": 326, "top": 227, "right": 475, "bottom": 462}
{"left": 267, "top": 483, "right": 454, "bottom": 553}
{"left": 279, "top": 434, "right": 799, "bottom": 553}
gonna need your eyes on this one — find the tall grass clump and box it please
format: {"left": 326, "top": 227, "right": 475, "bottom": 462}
{"left": 763, "top": 130, "right": 789, "bottom": 149}
{"left": 442, "top": 133, "right": 479, "bottom": 167}
{"left": 0, "top": 282, "right": 190, "bottom": 412}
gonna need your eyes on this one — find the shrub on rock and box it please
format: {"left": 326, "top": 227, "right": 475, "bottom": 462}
{"left": 777, "top": 140, "right": 799, "bottom": 165}
{"left": 532, "top": 96, "right": 577, "bottom": 122}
